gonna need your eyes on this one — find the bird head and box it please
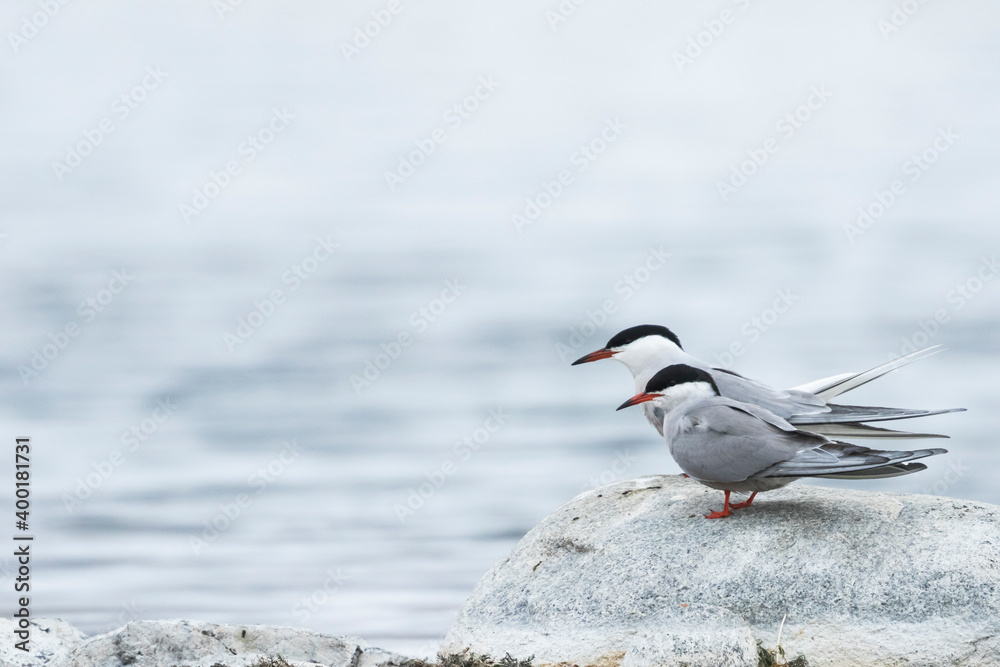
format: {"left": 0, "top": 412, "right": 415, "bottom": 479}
{"left": 616, "top": 364, "right": 719, "bottom": 411}
{"left": 571, "top": 324, "right": 683, "bottom": 373}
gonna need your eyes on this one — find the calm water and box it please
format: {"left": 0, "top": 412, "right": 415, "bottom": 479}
{"left": 1, "top": 0, "right": 998, "bottom": 657}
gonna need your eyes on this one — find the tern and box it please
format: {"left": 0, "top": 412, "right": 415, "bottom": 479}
{"left": 574, "top": 324, "right": 963, "bottom": 439}
{"left": 617, "top": 364, "right": 948, "bottom": 518}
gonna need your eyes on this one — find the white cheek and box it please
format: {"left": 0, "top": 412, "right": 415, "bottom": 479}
{"left": 614, "top": 337, "right": 682, "bottom": 374}
{"left": 660, "top": 382, "right": 714, "bottom": 408}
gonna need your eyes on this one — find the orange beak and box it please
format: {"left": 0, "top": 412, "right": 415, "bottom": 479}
{"left": 616, "top": 393, "right": 656, "bottom": 411}
{"left": 571, "top": 348, "right": 616, "bottom": 365}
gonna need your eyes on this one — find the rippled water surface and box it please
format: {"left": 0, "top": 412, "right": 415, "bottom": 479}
{"left": 1, "top": 0, "right": 998, "bottom": 657}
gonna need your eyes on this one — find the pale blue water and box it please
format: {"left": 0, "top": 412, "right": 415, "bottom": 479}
{"left": 1, "top": 0, "right": 999, "bottom": 657}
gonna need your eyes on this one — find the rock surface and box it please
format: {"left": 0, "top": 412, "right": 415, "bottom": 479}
{"left": 442, "top": 475, "right": 1000, "bottom": 667}
{"left": 0, "top": 618, "right": 86, "bottom": 667}
{"left": 0, "top": 618, "right": 411, "bottom": 667}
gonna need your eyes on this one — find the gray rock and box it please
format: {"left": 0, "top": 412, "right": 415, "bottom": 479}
{"left": 0, "top": 618, "right": 86, "bottom": 667}
{"left": 358, "top": 645, "right": 415, "bottom": 667}
{"left": 0, "top": 618, "right": 412, "bottom": 667}
{"left": 442, "top": 475, "right": 1000, "bottom": 667}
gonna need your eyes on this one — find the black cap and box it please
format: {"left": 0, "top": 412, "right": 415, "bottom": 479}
{"left": 605, "top": 325, "right": 682, "bottom": 350}
{"left": 645, "top": 364, "right": 719, "bottom": 395}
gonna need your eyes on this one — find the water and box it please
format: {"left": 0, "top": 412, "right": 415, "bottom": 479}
{"left": 1, "top": 0, "right": 999, "bottom": 657}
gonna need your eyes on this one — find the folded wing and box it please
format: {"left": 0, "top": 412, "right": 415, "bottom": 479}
{"left": 673, "top": 400, "right": 947, "bottom": 484}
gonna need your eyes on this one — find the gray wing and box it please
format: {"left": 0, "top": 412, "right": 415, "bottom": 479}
{"left": 671, "top": 400, "right": 830, "bottom": 484}
{"left": 790, "top": 403, "right": 964, "bottom": 425}
{"left": 671, "top": 399, "right": 948, "bottom": 484}
{"left": 815, "top": 461, "right": 930, "bottom": 480}
{"left": 641, "top": 403, "right": 666, "bottom": 436}
{"left": 760, "top": 441, "right": 947, "bottom": 478}
{"left": 710, "top": 369, "right": 827, "bottom": 420}
{"left": 794, "top": 422, "right": 949, "bottom": 440}
{"left": 710, "top": 365, "right": 963, "bottom": 426}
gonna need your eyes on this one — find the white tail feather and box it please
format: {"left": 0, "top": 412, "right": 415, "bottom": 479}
{"left": 806, "top": 346, "right": 945, "bottom": 400}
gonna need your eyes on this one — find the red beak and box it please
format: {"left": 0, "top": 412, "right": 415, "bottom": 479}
{"left": 571, "top": 348, "right": 616, "bottom": 365}
{"left": 616, "top": 393, "right": 656, "bottom": 411}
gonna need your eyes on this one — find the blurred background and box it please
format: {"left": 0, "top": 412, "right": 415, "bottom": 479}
{"left": 1, "top": 0, "right": 998, "bottom": 657}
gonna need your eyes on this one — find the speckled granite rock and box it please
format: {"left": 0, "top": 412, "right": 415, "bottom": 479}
{"left": 0, "top": 619, "right": 411, "bottom": 667}
{"left": 0, "top": 618, "right": 85, "bottom": 666}
{"left": 442, "top": 475, "right": 1000, "bottom": 667}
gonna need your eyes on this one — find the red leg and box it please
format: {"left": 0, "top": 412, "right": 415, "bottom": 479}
{"left": 729, "top": 491, "right": 757, "bottom": 510}
{"left": 705, "top": 490, "right": 732, "bottom": 519}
